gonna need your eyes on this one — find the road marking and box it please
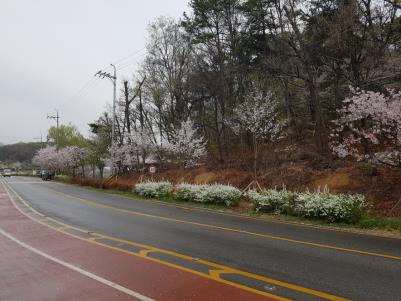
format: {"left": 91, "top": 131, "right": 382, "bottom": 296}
{"left": 25, "top": 178, "right": 401, "bottom": 239}
{"left": 0, "top": 227, "right": 155, "bottom": 301}
{"left": 2, "top": 180, "right": 352, "bottom": 301}
{"left": 1, "top": 181, "right": 290, "bottom": 301}
{"left": 41, "top": 183, "right": 401, "bottom": 261}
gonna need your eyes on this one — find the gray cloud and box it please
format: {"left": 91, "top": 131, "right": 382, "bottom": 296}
{"left": 0, "top": 0, "right": 189, "bottom": 144}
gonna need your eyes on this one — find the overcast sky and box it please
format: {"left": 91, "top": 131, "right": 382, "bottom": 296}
{"left": 0, "top": 0, "right": 189, "bottom": 145}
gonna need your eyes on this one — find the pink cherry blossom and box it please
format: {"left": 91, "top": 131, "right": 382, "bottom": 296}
{"left": 330, "top": 87, "right": 401, "bottom": 167}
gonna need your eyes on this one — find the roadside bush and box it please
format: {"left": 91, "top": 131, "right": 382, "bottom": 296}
{"left": 134, "top": 181, "right": 173, "bottom": 199}
{"left": 247, "top": 189, "right": 367, "bottom": 223}
{"left": 247, "top": 189, "right": 296, "bottom": 214}
{"left": 296, "top": 192, "right": 367, "bottom": 223}
{"left": 200, "top": 184, "right": 242, "bottom": 207}
{"left": 175, "top": 184, "right": 202, "bottom": 202}
{"left": 175, "top": 183, "right": 242, "bottom": 207}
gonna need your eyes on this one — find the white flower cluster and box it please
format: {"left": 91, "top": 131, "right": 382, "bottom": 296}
{"left": 32, "top": 145, "right": 86, "bottom": 173}
{"left": 330, "top": 87, "right": 401, "bottom": 167}
{"left": 296, "top": 192, "right": 366, "bottom": 223}
{"left": 163, "top": 119, "right": 207, "bottom": 168}
{"left": 106, "top": 128, "right": 155, "bottom": 171}
{"left": 247, "top": 189, "right": 367, "bottom": 223}
{"left": 134, "top": 182, "right": 242, "bottom": 207}
{"left": 175, "top": 183, "right": 242, "bottom": 207}
{"left": 107, "top": 118, "right": 207, "bottom": 170}
{"left": 247, "top": 189, "right": 296, "bottom": 214}
{"left": 227, "top": 89, "right": 281, "bottom": 141}
{"left": 134, "top": 181, "right": 173, "bottom": 198}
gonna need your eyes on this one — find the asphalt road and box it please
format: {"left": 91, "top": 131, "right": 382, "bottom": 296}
{"left": 4, "top": 176, "right": 401, "bottom": 300}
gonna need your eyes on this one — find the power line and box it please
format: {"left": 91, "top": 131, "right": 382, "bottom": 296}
{"left": 115, "top": 53, "right": 146, "bottom": 72}
{"left": 101, "top": 47, "right": 146, "bottom": 72}
{"left": 60, "top": 47, "right": 146, "bottom": 108}
{"left": 59, "top": 77, "right": 99, "bottom": 108}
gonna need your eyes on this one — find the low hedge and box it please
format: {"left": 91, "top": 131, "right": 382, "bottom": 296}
{"left": 134, "top": 181, "right": 173, "bottom": 199}
{"left": 247, "top": 189, "right": 367, "bottom": 223}
{"left": 175, "top": 183, "right": 242, "bottom": 207}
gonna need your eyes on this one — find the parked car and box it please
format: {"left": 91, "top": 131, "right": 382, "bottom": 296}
{"left": 2, "top": 169, "right": 12, "bottom": 177}
{"left": 41, "top": 170, "right": 55, "bottom": 181}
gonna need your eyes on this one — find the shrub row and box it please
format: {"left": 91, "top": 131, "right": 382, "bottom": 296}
{"left": 70, "top": 177, "right": 133, "bottom": 191}
{"left": 247, "top": 189, "right": 367, "bottom": 223}
{"left": 65, "top": 177, "right": 368, "bottom": 223}
{"left": 133, "top": 181, "right": 242, "bottom": 207}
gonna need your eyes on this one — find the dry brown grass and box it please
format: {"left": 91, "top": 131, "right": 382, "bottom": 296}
{"left": 72, "top": 177, "right": 134, "bottom": 191}
{"left": 70, "top": 159, "right": 401, "bottom": 217}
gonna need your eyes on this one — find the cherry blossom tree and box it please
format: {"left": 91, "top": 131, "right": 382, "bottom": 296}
{"left": 124, "top": 128, "right": 154, "bottom": 168}
{"left": 60, "top": 146, "right": 87, "bottom": 176}
{"left": 32, "top": 145, "right": 87, "bottom": 175}
{"left": 227, "top": 89, "right": 282, "bottom": 178}
{"left": 106, "top": 144, "right": 128, "bottom": 173}
{"left": 106, "top": 128, "right": 155, "bottom": 174}
{"left": 330, "top": 87, "right": 401, "bottom": 167}
{"left": 32, "top": 146, "right": 58, "bottom": 170}
{"left": 163, "top": 118, "right": 207, "bottom": 168}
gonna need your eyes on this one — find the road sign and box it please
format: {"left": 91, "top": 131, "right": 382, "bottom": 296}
{"left": 149, "top": 166, "right": 156, "bottom": 174}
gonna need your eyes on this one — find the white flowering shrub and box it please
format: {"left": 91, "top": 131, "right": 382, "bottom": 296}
{"left": 248, "top": 189, "right": 367, "bottom": 223}
{"left": 247, "top": 189, "right": 296, "bottom": 214}
{"left": 200, "top": 184, "right": 242, "bottom": 207}
{"left": 175, "top": 184, "right": 203, "bottom": 202}
{"left": 175, "top": 183, "right": 242, "bottom": 207}
{"left": 134, "top": 181, "right": 173, "bottom": 199}
{"left": 296, "top": 192, "right": 367, "bottom": 223}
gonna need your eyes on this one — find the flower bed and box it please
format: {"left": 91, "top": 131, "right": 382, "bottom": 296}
{"left": 134, "top": 181, "right": 173, "bottom": 199}
{"left": 247, "top": 189, "right": 367, "bottom": 223}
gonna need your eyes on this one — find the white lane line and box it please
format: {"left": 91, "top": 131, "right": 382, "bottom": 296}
{"left": 2, "top": 181, "right": 46, "bottom": 184}
{"left": 0, "top": 228, "right": 155, "bottom": 301}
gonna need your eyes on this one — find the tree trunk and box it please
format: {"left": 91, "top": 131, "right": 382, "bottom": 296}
{"left": 253, "top": 135, "right": 258, "bottom": 180}
{"left": 124, "top": 81, "right": 131, "bottom": 134}
{"left": 214, "top": 98, "right": 224, "bottom": 164}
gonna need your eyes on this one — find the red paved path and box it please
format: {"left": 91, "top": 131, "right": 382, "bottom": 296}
{"left": 0, "top": 183, "right": 273, "bottom": 301}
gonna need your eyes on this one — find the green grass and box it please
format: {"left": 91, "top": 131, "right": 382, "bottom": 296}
{"left": 54, "top": 176, "right": 401, "bottom": 234}
{"left": 357, "top": 216, "right": 401, "bottom": 231}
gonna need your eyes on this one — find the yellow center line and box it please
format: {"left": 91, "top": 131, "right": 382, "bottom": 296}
{"left": 2, "top": 182, "right": 291, "bottom": 301}
{"left": 1, "top": 180, "right": 352, "bottom": 301}
{"left": 42, "top": 184, "right": 401, "bottom": 261}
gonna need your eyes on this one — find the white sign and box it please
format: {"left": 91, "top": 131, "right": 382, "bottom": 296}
{"left": 149, "top": 166, "right": 156, "bottom": 174}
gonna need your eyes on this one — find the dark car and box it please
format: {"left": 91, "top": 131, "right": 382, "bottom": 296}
{"left": 41, "top": 170, "right": 55, "bottom": 181}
